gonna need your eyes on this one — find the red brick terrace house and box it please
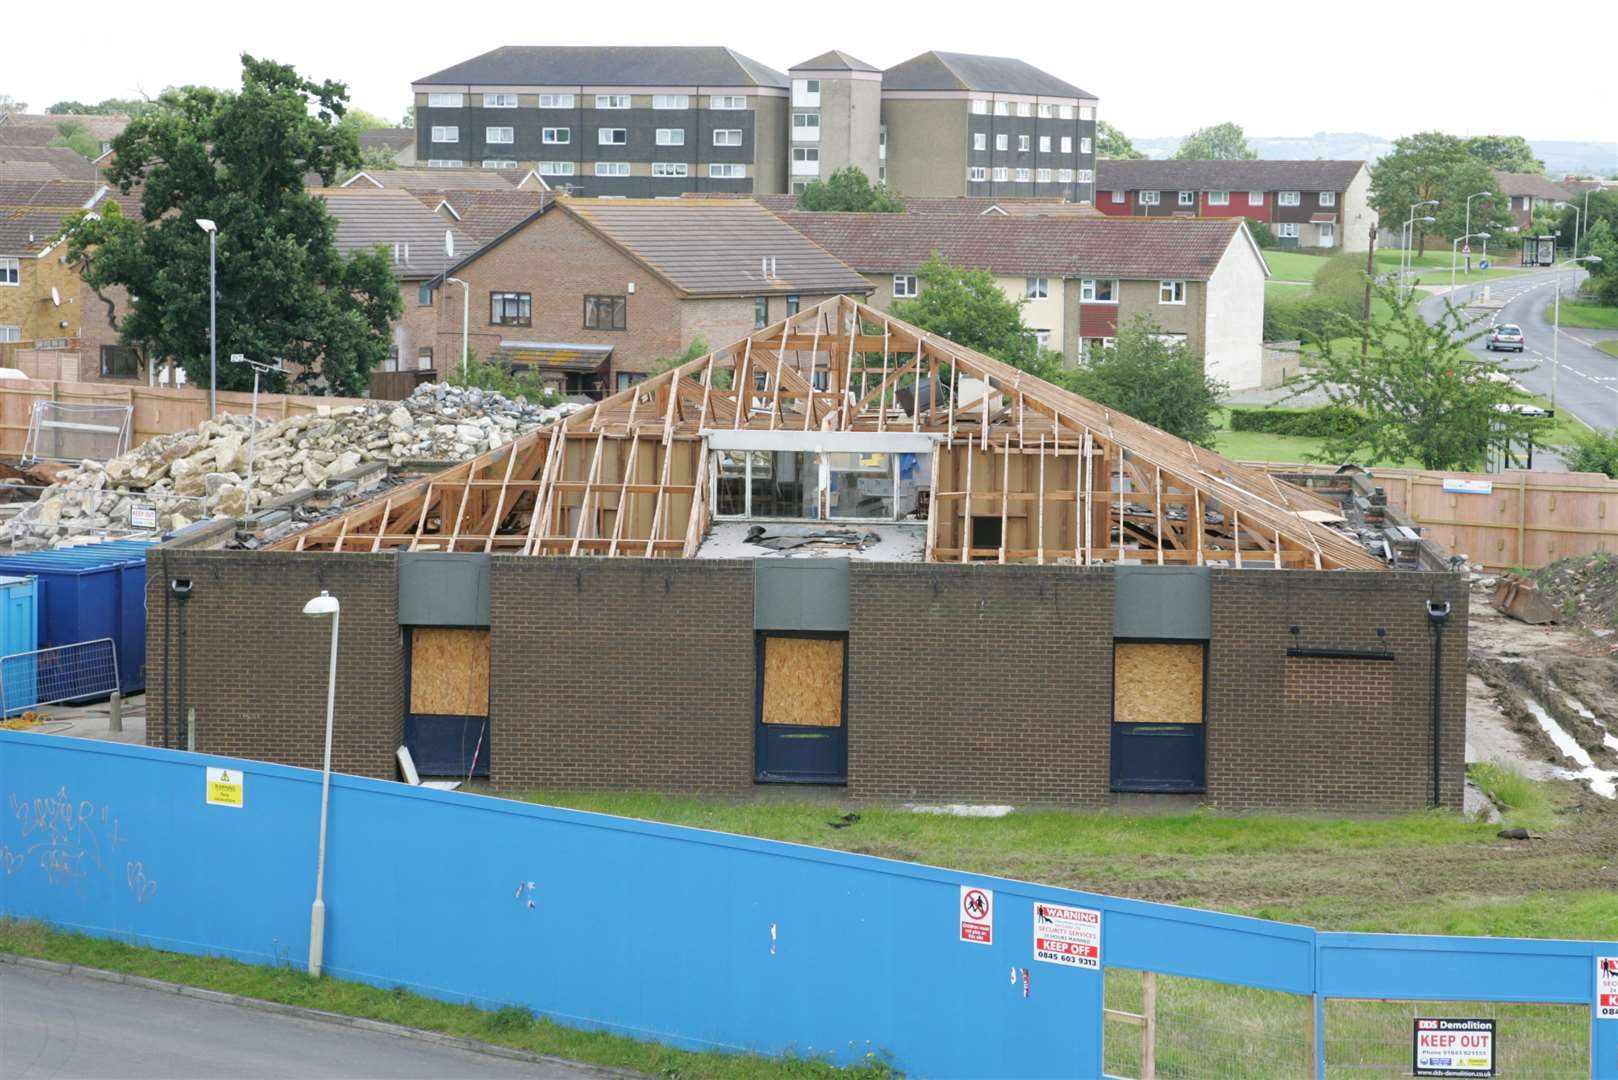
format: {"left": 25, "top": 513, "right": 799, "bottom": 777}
{"left": 1094, "top": 160, "right": 1375, "bottom": 252}
{"left": 1490, "top": 170, "right": 1573, "bottom": 232}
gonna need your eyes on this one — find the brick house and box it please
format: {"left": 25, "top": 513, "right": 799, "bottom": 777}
{"left": 1094, "top": 160, "right": 1376, "bottom": 252}
{"left": 421, "top": 196, "right": 871, "bottom": 395}
{"left": 1490, "top": 170, "right": 1572, "bottom": 232}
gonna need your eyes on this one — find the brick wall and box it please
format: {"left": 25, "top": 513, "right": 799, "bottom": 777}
{"left": 487, "top": 557, "right": 755, "bottom": 792}
{"left": 144, "top": 550, "right": 402, "bottom": 779}
{"left": 1206, "top": 570, "right": 1469, "bottom": 811}
{"left": 846, "top": 563, "right": 1115, "bottom": 803}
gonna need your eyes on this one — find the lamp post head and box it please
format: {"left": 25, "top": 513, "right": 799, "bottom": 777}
{"left": 303, "top": 590, "right": 340, "bottom": 617}
{"left": 195, "top": 218, "right": 217, "bottom": 234}
{"left": 1471, "top": 191, "right": 1491, "bottom": 199}
{"left": 1584, "top": 255, "right": 1603, "bottom": 264}
{"left": 1477, "top": 232, "right": 1490, "bottom": 240}
{"left": 1418, "top": 216, "right": 1436, "bottom": 224}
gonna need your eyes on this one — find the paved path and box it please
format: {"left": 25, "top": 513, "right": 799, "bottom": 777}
{"left": 1, "top": 963, "right": 601, "bottom": 1080}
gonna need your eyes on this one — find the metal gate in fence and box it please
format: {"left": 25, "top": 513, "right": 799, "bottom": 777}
{"left": 0, "top": 637, "right": 120, "bottom": 717}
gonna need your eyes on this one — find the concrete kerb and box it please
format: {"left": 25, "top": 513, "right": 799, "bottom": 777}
{"left": 0, "top": 952, "right": 646, "bottom": 1079}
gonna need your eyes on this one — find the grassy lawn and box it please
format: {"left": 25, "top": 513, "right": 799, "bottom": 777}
{"left": 1264, "top": 281, "right": 1312, "bottom": 301}
{"left": 1547, "top": 300, "right": 1618, "bottom": 330}
{"left": 1600, "top": 340, "right": 1618, "bottom": 358}
{"left": 0, "top": 920, "right": 894, "bottom": 1080}
{"left": 1371, "top": 249, "right": 1528, "bottom": 287}
{"left": 1260, "top": 249, "right": 1332, "bottom": 282}
{"left": 1211, "top": 406, "right": 1326, "bottom": 464}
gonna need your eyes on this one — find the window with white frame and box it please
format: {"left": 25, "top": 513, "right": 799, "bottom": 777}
{"left": 995, "top": 101, "right": 1010, "bottom": 116}
{"left": 893, "top": 274, "right": 919, "bottom": 298}
{"left": 1082, "top": 336, "right": 1115, "bottom": 357}
{"left": 1111, "top": 190, "right": 1126, "bottom": 204}
{"left": 536, "top": 161, "right": 576, "bottom": 176}
{"left": 1080, "top": 137, "right": 1091, "bottom": 154}
{"left": 595, "top": 162, "right": 630, "bottom": 177}
{"left": 652, "top": 162, "right": 688, "bottom": 177}
{"left": 1159, "top": 279, "right": 1186, "bottom": 305}
{"left": 713, "top": 129, "right": 743, "bottom": 147}
{"left": 482, "top": 159, "right": 517, "bottom": 169}
{"left": 973, "top": 132, "right": 986, "bottom": 151}
{"left": 542, "top": 127, "right": 570, "bottom": 144}
{"left": 1037, "top": 168, "right": 1052, "bottom": 182}
{"left": 538, "top": 93, "right": 575, "bottom": 109}
{"left": 489, "top": 291, "right": 531, "bottom": 326}
{"left": 1248, "top": 191, "right": 1264, "bottom": 206}
{"left": 969, "top": 166, "right": 988, "bottom": 182}
{"left": 598, "top": 128, "right": 627, "bottom": 145}
{"left": 1038, "top": 103, "right": 1054, "bottom": 118}
{"left": 485, "top": 126, "right": 514, "bottom": 144}
{"left": 1, "top": 325, "right": 22, "bottom": 342}
{"left": 1077, "top": 169, "right": 1093, "bottom": 183}
{"left": 1033, "top": 329, "right": 1051, "bottom": 349}
{"left": 1017, "top": 102, "right": 1032, "bottom": 117}
{"left": 1080, "top": 278, "right": 1117, "bottom": 303}
{"left": 709, "top": 163, "right": 745, "bottom": 179}
{"left": 1058, "top": 168, "right": 1073, "bottom": 183}
{"left": 1019, "top": 135, "right": 1030, "bottom": 152}
{"left": 1015, "top": 167, "right": 1030, "bottom": 182}
{"left": 431, "top": 126, "right": 458, "bottom": 142}
{"left": 0, "top": 257, "right": 18, "bottom": 285}
{"left": 878, "top": 128, "right": 886, "bottom": 159}
{"left": 1025, "top": 276, "right": 1049, "bottom": 299}
{"left": 652, "top": 94, "right": 689, "bottom": 110}
{"left": 1276, "top": 222, "right": 1300, "bottom": 238}
{"left": 1140, "top": 190, "right": 1160, "bottom": 205}
{"left": 792, "top": 113, "right": 819, "bottom": 140}
{"left": 995, "top": 133, "right": 1008, "bottom": 152}
{"left": 971, "top": 99, "right": 989, "bottom": 115}
{"left": 993, "top": 167, "right": 1009, "bottom": 182}
{"left": 426, "top": 159, "right": 463, "bottom": 168}
{"left": 1278, "top": 190, "right": 1301, "bottom": 206}
{"left": 791, "top": 79, "right": 820, "bottom": 106}
{"left": 655, "top": 128, "right": 684, "bottom": 146}
{"left": 483, "top": 93, "right": 517, "bottom": 108}
{"left": 1178, "top": 190, "right": 1195, "bottom": 206}
{"left": 1062, "top": 136, "right": 1075, "bottom": 154}
{"left": 710, "top": 95, "right": 746, "bottom": 110}
{"left": 595, "top": 94, "right": 630, "bottom": 109}
{"left": 1208, "top": 190, "right": 1229, "bottom": 206}
{"left": 1059, "top": 104, "right": 1075, "bottom": 119}
{"left": 1079, "top": 105, "right": 1094, "bottom": 120}
{"left": 1039, "top": 135, "right": 1051, "bottom": 153}
{"left": 427, "top": 93, "right": 463, "bottom": 108}
{"left": 1319, "top": 191, "right": 1337, "bottom": 207}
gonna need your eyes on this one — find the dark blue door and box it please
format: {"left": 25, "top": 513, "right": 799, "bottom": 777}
{"left": 755, "top": 633, "right": 847, "bottom": 784}
{"left": 1111, "top": 724, "right": 1206, "bottom": 792}
{"left": 1110, "top": 641, "right": 1206, "bottom": 793}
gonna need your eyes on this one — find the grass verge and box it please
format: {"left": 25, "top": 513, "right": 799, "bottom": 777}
{"left": 1599, "top": 340, "right": 1618, "bottom": 358}
{"left": 0, "top": 920, "right": 894, "bottom": 1080}
{"left": 1547, "top": 301, "right": 1618, "bottom": 330}
{"left": 1470, "top": 762, "right": 1556, "bottom": 832}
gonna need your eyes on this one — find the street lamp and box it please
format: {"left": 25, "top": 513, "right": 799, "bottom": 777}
{"left": 1550, "top": 255, "right": 1603, "bottom": 412}
{"left": 445, "top": 276, "right": 471, "bottom": 379}
{"left": 1450, "top": 232, "right": 1491, "bottom": 293}
{"left": 1554, "top": 202, "right": 1582, "bottom": 259}
{"left": 1403, "top": 201, "right": 1440, "bottom": 298}
{"left": 1463, "top": 191, "right": 1492, "bottom": 272}
{"left": 195, "top": 219, "right": 218, "bottom": 420}
{"left": 302, "top": 589, "right": 341, "bottom": 978}
{"left": 229, "top": 353, "right": 283, "bottom": 498}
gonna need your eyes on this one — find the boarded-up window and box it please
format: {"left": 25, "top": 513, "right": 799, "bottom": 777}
{"left": 1113, "top": 643, "right": 1204, "bottom": 725}
{"left": 409, "top": 628, "right": 490, "bottom": 716}
{"left": 761, "top": 636, "right": 844, "bottom": 728}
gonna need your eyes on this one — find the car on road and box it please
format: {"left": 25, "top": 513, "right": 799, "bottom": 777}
{"left": 1487, "top": 324, "right": 1526, "bottom": 352}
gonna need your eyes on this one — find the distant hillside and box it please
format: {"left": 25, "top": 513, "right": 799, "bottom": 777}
{"left": 1133, "top": 132, "right": 1617, "bottom": 178}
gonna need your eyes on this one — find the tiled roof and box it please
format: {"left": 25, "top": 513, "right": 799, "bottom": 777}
{"left": 0, "top": 179, "right": 109, "bottom": 255}
{"left": 1490, "top": 170, "right": 1572, "bottom": 200}
{"left": 560, "top": 198, "right": 872, "bottom": 298}
{"left": 882, "top": 51, "right": 1091, "bottom": 98}
{"left": 358, "top": 129, "right": 416, "bottom": 153}
{"left": 0, "top": 147, "right": 101, "bottom": 182}
{"left": 416, "top": 46, "right": 787, "bottom": 88}
{"left": 790, "top": 50, "right": 880, "bottom": 73}
{"left": 691, "top": 192, "right": 1098, "bottom": 218}
{"left": 1095, "top": 159, "right": 1367, "bottom": 193}
{"left": 10, "top": 114, "right": 129, "bottom": 141}
{"left": 313, "top": 188, "right": 479, "bottom": 280}
{"left": 775, "top": 211, "right": 1248, "bottom": 281}
{"left": 424, "top": 188, "right": 547, "bottom": 242}
{"left": 345, "top": 167, "right": 524, "bottom": 194}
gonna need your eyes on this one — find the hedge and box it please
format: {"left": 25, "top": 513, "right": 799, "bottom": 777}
{"left": 1227, "top": 405, "right": 1365, "bottom": 439}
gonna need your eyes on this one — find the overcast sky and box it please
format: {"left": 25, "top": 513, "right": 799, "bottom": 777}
{"left": 7, "top": 0, "right": 1615, "bottom": 146}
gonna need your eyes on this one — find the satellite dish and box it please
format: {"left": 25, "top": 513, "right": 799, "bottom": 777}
{"left": 445, "top": 229, "right": 454, "bottom": 258}
{"left": 50, "top": 287, "right": 60, "bottom": 307}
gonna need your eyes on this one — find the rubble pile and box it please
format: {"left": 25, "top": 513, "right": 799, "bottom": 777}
{"left": 6, "top": 384, "right": 580, "bottom": 549}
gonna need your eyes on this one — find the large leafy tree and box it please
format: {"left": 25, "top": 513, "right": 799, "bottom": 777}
{"left": 1369, "top": 132, "right": 1470, "bottom": 255}
{"left": 1576, "top": 218, "right": 1618, "bottom": 305}
{"left": 47, "top": 97, "right": 163, "bottom": 118}
{"left": 1296, "top": 281, "right": 1551, "bottom": 470}
{"left": 57, "top": 55, "right": 401, "bottom": 397}
{"left": 1062, "top": 317, "right": 1225, "bottom": 444}
{"left": 1462, "top": 135, "right": 1543, "bottom": 174}
{"left": 1430, "top": 159, "right": 1507, "bottom": 250}
{"left": 1096, "top": 120, "right": 1146, "bottom": 160}
{"left": 1173, "top": 122, "right": 1256, "bottom": 161}
{"left": 889, "top": 253, "right": 1056, "bottom": 374}
{"left": 798, "top": 166, "right": 903, "bottom": 212}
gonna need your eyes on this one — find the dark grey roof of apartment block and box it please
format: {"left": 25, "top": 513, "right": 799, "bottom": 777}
{"left": 416, "top": 46, "right": 788, "bottom": 88}
{"left": 789, "top": 50, "right": 880, "bottom": 73}
{"left": 882, "top": 51, "right": 1091, "bottom": 98}
{"left": 1094, "top": 159, "right": 1367, "bottom": 193}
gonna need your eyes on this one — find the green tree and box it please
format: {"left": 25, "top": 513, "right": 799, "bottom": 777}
{"left": 1062, "top": 316, "right": 1225, "bottom": 444}
{"left": 1431, "top": 159, "right": 1506, "bottom": 248}
{"left": 0, "top": 95, "right": 25, "bottom": 120}
{"left": 1369, "top": 132, "right": 1469, "bottom": 256}
{"left": 55, "top": 55, "right": 401, "bottom": 397}
{"left": 337, "top": 107, "right": 392, "bottom": 136}
{"left": 49, "top": 120, "right": 102, "bottom": 159}
{"left": 889, "top": 253, "right": 1056, "bottom": 374}
{"left": 797, "top": 167, "right": 904, "bottom": 212}
{"left": 1462, "top": 135, "right": 1543, "bottom": 173}
{"left": 1295, "top": 281, "right": 1551, "bottom": 469}
{"left": 446, "top": 353, "right": 562, "bottom": 405}
{"left": 1096, "top": 120, "right": 1146, "bottom": 160}
{"left": 1173, "top": 122, "right": 1256, "bottom": 161}
{"left": 400, "top": 106, "right": 415, "bottom": 129}
{"left": 1577, "top": 218, "right": 1618, "bottom": 305}
{"left": 46, "top": 97, "right": 160, "bottom": 118}
{"left": 1559, "top": 429, "right": 1618, "bottom": 479}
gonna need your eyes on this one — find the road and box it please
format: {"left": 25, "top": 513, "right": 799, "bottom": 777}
{"left": 1417, "top": 267, "right": 1618, "bottom": 434}
{"left": 1, "top": 963, "right": 602, "bottom": 1080}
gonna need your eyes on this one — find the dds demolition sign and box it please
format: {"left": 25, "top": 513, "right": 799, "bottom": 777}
{"left": 1412, "top": 1018, "right": 1495, "bottom": 1077}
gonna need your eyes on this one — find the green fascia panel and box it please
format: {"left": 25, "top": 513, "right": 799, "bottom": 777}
{"left": 1113, "top": 565, "right": 1211, "bottom": 640}
{"left": 398, "top": 552, "right": 491, "bottom": 627}
{"left": 754, "top": 559, "right": 849, "bottom": 632}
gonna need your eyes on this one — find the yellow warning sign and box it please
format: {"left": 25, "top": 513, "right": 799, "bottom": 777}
{"left": 206, "top": 766, "right": 244, "bottom": 808}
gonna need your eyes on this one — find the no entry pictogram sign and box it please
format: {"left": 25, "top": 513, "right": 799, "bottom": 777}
{"left": 960, "top": 886, "right": 993, "bottom": 944}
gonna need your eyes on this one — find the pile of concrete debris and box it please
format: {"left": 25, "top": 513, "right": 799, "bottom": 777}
{"left": 6, "top": 383, "right": 580, "bottom": 549}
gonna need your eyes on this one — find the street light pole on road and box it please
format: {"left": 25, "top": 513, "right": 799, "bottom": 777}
{"left": 1555, "top": 202, "right": 1583, "bottom": 260}
{"left": 1402, "top": 201, "right": 1439, "bottom": 299}
{"left": 302, "top": 590, "right": 341, "bottom": 978}
{"left": 195, "top": 219, "right": 218, "bottom": 419}
{"left": 1463, "top": 191, "right": 1491, "bottom": 273}
{"left": 1550, "top": 255, "right": 1603, "bottom": 412}
{"left": 1451, "top": 232, "right": 1490, "bottom": 293}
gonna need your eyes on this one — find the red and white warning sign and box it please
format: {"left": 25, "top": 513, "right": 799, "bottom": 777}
{"left": 1599, "top": 956, "right": 1618, "bottom": 1020}
{"left": 1033, "top": 902, "right": 1101, "bottom": 969}
{"left": 960, "top": 886, "right": 993, "bottom": 944}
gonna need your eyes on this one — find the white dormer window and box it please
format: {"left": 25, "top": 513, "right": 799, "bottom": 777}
{"left": 971, "top": 99, "right": 989, "bottom": 115}
{"left": 427, "top": 93, "right": 463, "bottom": 108}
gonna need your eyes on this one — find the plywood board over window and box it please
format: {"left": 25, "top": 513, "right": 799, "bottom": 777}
{"left": 410, "top": 628, "right": 491, "bottom": 716}
{"left": 1114, "top": 643, "right": 1204, "bottom": 725}
{"left": 761, "top": 635, "right": 844, "bottom": 728}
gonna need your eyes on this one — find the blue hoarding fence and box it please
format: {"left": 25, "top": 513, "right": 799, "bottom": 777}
{"left": 0, "top": 731, "right": 1612, "bottom": 1078}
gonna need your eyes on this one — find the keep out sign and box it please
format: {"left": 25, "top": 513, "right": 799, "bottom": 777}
{"left": 1413, "top": 1018, "right": 1495, "bottom": 1078}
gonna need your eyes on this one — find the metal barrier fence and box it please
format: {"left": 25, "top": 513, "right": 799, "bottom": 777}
{"left": 21, "top": 400, "right": 133, "bottom": 463}
{"left": 0, "top": 637, "right": 120, "bottom": 716}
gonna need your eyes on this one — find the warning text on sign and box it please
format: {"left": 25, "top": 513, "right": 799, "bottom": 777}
{"left": 1033, "top": 902, "right": 1100, "bottom": 970}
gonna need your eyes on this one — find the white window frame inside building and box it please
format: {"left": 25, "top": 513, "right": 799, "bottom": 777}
{"left": 598, "top": 128, "right": 627, "bottom": 145}
{"left": 710, "top": 95, "right": 746, "bottom": 110}
{"left": 595, "top": 94, "right": 631, "bottom": 109}
{"left": 427, "top": 93, "right": 463, "bottom": 108}
{"left": 713, "top": 129, "right": 743, "bottom": 147}
{"left": 1207, "top": 190, "right": 1229, "bottom": 206}
{"left": 1140, "top": 190, "right": 1160, "bottom": 206}
{"left": 536, "top": 161, "right": 576, "bottom": 176}
{"left": 483, "top": 93, "right": 517, "bottom": 108}
{"left": 1080, "top": 278, "right": 1118, "bottom": 303}
{"left": 993, "top": 167, "right": 1009, "bottom": 182}
{"left": 1278, "top": 190, "right": 1301, "bottom": 206}
{"left": 595, "top": 162, "right": 631, "bottom": 177}
{"left": 431, "top": 126, "right": 458, "bottom": 142}
{"left": 1025, "top": 276, "right": 1049, "bottom": 299}
{"left": 656, "top": 128, "right": 684, "bottom": 146}
{"left": 652, "top": 94, "right": 689, "bottom": 110}
{"left": 969, "top": 166, "right": 988, "bottom": 182}
{"left": 538, "top": 93, "right": 575, "bottom": 109}
{"left": 893, "top": 274, "right": 919, "bottom": 298}
{"left": 1178, "top": 190, "right": 1195, "bottom": 207}
{"left": 652, "top": 162, "right": 689, "bottom": 178}
{"left": 485, "top": 126, "right": 514, "bottom": 144}
{"left": 709, "top": 163, "right": 745, "bottom": 179}
{"left": 1319, "top": 191, "right": 1337, "bottom": 207}
{"left": 1159, "top": 279, "right": 1187, "bottom": 305}
{"left": 1276, "top": 222, "right": 1300, "bottom": 239}
{"left": 542, "top": 127, "right": 570, "bottom": 144}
